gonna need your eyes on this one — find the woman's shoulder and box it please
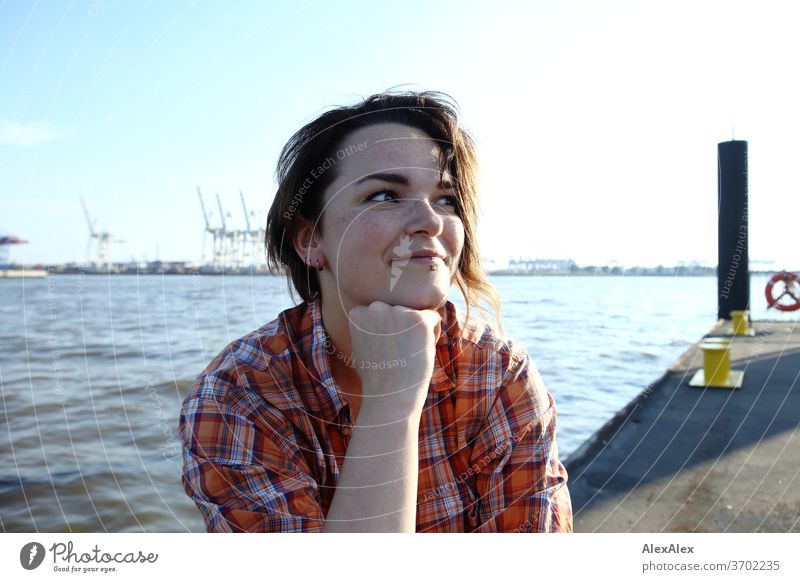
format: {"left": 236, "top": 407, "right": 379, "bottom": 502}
{"left": 448, "top": 301, "right": 549, "bottom": 411}
{"left": 183, "top": 301, "right": 313, "bottom": 406}
{"left": 448, "top": 301, "right": 528, "bottom": 364}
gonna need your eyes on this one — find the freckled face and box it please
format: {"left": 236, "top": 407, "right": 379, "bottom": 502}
{"left": 317, "top": 123, "right": 465, "bottom": 311}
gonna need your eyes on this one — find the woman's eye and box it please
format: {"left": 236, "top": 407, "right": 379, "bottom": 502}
{"left": 366, "top": 189, "right": 398, "bottom": 203}
{"left": 365, "top": 190, "right": 458, "bottom": 211}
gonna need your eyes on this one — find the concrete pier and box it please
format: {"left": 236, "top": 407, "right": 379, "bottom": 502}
{"left": 565, "top": 320, "right": 800, "bottom": 532}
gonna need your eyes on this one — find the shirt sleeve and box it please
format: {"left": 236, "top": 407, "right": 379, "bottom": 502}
{"left": 468, "top": 348, "right": 573, "bottom": 533}
{"left": 179, "top": 386, "right": 325, "bottom": 532}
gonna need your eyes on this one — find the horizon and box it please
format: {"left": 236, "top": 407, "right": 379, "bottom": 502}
{"left": 7, "top": 256, "right": 784, "bottom": 273}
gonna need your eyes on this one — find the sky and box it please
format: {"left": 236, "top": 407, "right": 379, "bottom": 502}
{"left": 2, "top": 0, "right": 799, "bottom": 269}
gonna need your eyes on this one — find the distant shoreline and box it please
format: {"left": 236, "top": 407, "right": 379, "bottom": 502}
{"left": 2, "top": 270, "right": 785, "bottom": 278}
{"left": 1, "top": 264, "right": 790, "bottom": 278}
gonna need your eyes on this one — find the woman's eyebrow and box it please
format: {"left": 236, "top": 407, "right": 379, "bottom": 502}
{"left": 354, "top": 171, "right": 454, "bottom": 190}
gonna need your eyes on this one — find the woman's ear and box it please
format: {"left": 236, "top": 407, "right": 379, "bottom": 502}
{"left": 292, "top": 215, "right": 323, "bottom": 265}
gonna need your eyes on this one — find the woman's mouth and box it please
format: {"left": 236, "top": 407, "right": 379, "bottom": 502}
{"left": 408, "top": 255, "right": 444, "bottom": 264}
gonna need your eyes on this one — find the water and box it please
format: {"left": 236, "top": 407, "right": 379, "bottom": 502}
{"left": 1, "top": 273, "right": 797, "bottom": 532}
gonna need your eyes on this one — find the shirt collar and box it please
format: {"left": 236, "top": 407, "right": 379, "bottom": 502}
{"left": 306, "top": 297, "right": 460, "bottom": 423}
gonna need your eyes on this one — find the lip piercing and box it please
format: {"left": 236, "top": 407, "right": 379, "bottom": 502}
{"left": 430, "top": 265, "right": 437, "bottom": 271}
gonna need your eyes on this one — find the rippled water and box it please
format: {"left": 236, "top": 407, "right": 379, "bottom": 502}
{"left": 1, "top": 273, "right": 795, "bottom": 532}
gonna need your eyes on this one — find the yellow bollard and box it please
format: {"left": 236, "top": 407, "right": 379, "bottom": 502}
{"left": 689, "top": 337, "right": 743, "bottom": 389}
{"left": 700, "top": 341, "right": 731, "bottom": 385}
{"left": 702, "top": 337, "right": 732, "bottom": 350}
{"left": 731, "top": 310, "right": 749, "bottom": 335}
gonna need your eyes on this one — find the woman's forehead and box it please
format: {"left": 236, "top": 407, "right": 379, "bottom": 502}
{"left": 336, "top": 123, "right": 445, "bottom": 177}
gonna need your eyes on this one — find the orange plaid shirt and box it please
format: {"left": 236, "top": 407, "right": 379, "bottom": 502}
{"left": 179, "top": 297, "right": 572, "bottom": 532}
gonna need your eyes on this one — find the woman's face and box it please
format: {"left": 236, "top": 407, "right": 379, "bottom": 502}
{"left": 312, "top": 122, "right": 465, "bottom": 311}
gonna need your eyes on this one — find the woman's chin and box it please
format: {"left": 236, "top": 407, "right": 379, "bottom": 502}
{"left": 386, "top": 286, "right": 447, "bottom": 310}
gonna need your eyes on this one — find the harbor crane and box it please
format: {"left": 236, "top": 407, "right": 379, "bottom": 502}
{"left": 216, "top": 191, "right": 238, "bottom": 268}
{"left": 197, "top": 187, "right": 225, "bottom": 268}
{"left": 0, "top": 234, "right": 28, "bottom": 266}
{"left": 240, "top": 190, "right": 263, "bottom": 268}
{"left": 80, "top": 197, "right": 123, "bottom": 268}
{"left": 197, "top": 187, "right": 267, "bottom": 272}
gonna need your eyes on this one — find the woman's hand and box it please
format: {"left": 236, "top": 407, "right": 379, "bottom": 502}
{"left": 347, "top": 301, "right": 442, "bottom": 423}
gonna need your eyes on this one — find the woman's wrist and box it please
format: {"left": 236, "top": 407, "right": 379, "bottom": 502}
{"left": 355, "top": 394, "right": 423, "bottom": 429}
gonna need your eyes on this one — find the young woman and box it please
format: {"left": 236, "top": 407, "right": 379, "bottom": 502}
{"left": 179, "top": 90, "right": 572, "bottom": 532}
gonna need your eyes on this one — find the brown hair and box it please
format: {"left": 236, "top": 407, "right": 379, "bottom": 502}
{"left": 265, "top": 89, "right": 503, "bottom": 335}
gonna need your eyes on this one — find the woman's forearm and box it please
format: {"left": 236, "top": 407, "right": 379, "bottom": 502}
{"left": 322, "top": 401, "right": 421, "bottom": 533}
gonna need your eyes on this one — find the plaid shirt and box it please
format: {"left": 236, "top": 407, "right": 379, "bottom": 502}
{"left": 179, "top": 297, "right": 572, "bottom": 532}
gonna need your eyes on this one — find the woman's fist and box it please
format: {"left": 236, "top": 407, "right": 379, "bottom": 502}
{"left": 347, "top": 301, "right": 442, "bottom": 421}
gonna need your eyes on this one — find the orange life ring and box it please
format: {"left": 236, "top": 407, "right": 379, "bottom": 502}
{"left": 765, "top": 271, "right": 800, "bottom": 312}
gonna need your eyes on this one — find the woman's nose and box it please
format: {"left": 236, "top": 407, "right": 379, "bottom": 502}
{"left": 403, "top": 198, "right": 444, "bottom": 235}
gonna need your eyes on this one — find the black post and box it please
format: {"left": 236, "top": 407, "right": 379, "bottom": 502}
{"left": 717, "top": 140, "right": 749, "bottom": 319}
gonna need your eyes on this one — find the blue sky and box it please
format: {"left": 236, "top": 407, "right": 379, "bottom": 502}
{"left": 2, "top": 0, "right": 799, "bottom": 269}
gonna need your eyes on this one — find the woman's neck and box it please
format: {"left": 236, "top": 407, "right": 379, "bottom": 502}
{"left": 319, "top": 295, "right": 352, "bottom": 356}
{"left": 318, "top": 296, "right": 362, "bottom": 395}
